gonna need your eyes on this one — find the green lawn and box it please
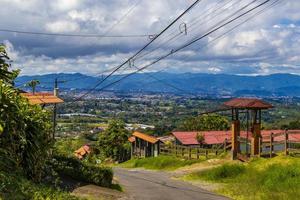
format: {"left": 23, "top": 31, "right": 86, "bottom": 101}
{"left": 184, "top": 156, "right": 300, "bottom": 200}
{"left": 120, "top": 155, "right": 204, "bottom": 171}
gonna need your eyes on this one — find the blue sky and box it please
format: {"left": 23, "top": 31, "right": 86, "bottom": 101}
{"left": 1, "top": 0, "right": 299, "bottom": 76}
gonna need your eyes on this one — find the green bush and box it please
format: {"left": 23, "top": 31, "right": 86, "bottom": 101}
{"left": 51, "top": 155, "right": 113, "bottom": 187}
{"left": 0, "top": 171, "right": 79, "bottom": 200}
{"left": 121, "top": 156, "right": 201, "bottom": 171}
{"left": 0, "top": 61, "right": 52, "bottom": 182}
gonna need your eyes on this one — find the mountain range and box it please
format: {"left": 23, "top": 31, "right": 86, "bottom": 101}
{"left": 16, "top": 72, "right": 300, "bottom": 97}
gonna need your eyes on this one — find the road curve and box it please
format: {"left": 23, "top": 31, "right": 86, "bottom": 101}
{"left": 114, "top": 168, "right": 229, "bottom": 200}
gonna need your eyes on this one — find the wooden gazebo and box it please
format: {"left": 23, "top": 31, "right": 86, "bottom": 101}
{"left": 223, "top": 98, "right": 273, "bottom": 159}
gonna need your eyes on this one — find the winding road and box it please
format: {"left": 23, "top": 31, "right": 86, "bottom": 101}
{"left": 114, "top": 168, "right": 229, "bottom": 200}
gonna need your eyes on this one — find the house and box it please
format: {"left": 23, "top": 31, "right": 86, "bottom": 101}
{"left": 172, "top": 131, "right": 231, "bottom": 147}
{"left": 74, "top": 145, "right": 91, "bottom": 159}
{"left": 172, "top": 130, "right": 300, "bottom": 146}
{"left": 128, "top": 131, "right": 160, "bottom": 158}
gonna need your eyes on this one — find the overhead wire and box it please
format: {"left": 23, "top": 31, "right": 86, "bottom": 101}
{"left": 72, "top": 0, "right": 203, "bottom": 101}
{"left": 137, "top": 0, "right": 282, "bottom": 75}
{"left": 1, "top": 1, "right": 147, "bottom": 39}
{"left": 0, "top": 29, "right": 151, "bottom": 38}
{"left": 134, "top": 0, "right": 254, "bottom": 62}
{"left": 86, "top": 0, "right": 273, "bottom": 95}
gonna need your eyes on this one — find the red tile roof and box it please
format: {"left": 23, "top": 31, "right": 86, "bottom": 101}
{"left": 223, "top": 98, "right": 273, "bottom": 109}
{"left": 173, "top": 131, "right": 231, "bottom": 145}
{"left": 132, "top": 131, "right": 159, "bottom": 144}
{"left": 172, "top": 130, "right": 300, "bottom": 145}
{"left": 21, "top": 92, "right": 64, "bottom": 105}
{"left": 128, "top": 136, "right": 135, "bottom": 143}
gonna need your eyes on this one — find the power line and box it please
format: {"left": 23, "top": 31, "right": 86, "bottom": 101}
{"left": 102, "top": 0, "right": 143, "bottom": 36}
{"left": 89, "top": 0, "right": 273, "bottom": 94}
{"left": 0, "top": 28, "right": 151, "bottom": 38}
{"left": 137, "top": 0, "right": 241, "bottom": 59}
{"left": 0, "top": 1, "right": 146, "bottom": 39}
{"left": 145, "top": 0, "right": 282, "bottom": 77}
{"left": 72, "top": 0, "right": 203, "bottom": 101}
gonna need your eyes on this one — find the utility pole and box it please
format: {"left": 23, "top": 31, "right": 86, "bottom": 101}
{"left": 53, "top": 78, "right": 58, "bottom": 139}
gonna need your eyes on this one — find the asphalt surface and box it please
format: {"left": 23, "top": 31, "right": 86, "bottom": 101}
{"left": 114, "top": 168, "right": 229, "bottom": 200}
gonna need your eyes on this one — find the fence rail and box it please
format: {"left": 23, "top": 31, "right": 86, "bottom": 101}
{"left": 259, "top": 131, "right": 300, "bottom": 158}
{"left": 160, "top": 142, "right": 226, "bottom": 160}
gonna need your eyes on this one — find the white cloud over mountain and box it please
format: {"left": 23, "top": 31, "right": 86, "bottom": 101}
{"left": 0, "top": 0, "right": 299, "bottom": 76}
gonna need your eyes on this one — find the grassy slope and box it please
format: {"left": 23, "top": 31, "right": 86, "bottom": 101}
{"left": 120, "top": 156, "right": 204, "bottom": 171}
{"left": 184, "top": 156, "right": 300, "bottom": 200}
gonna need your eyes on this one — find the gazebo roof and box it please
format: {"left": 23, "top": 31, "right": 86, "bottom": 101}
{"left": 223, "top": 98, "right": 273, "bottom": 109}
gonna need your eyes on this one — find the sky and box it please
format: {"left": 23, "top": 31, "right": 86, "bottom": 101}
{"left": 1, "top": 0, "right": 299, "bottom": 76}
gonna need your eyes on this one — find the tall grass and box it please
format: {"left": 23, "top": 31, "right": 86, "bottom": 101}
{"left": 184, "top": 156, "right": 300, "bottom": 200}
{"left": 121, "top": 156, "right": 202, "bottom": 171}
{"left": 186, "top": 164, "right": 246, "bottom": 181}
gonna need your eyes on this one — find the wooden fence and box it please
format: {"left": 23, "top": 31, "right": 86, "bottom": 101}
{"left": 160, "top": 142, "right": 227, "bottom": 160}
{"left": 259, "top": 130, "right": 300, "bottom": 158}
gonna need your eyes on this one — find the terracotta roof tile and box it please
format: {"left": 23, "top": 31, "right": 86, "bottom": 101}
{"left": 21, "top": 92, "right": 64, "bottom": 105}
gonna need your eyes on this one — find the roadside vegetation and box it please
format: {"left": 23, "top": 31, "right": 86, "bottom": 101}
{"left": 0, "top": 45, "right": 83, "bottom": 199}
{"left": 120, "top": 155, "right": 203, "bottom": 171}
{"left": 184, "top": 156, "right": 300, "bottom": 200}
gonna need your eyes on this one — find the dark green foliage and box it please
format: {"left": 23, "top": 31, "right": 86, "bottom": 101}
{"left": 98, "top": 119, "right": 130, "bottom": 162}
{"left": 54, "top": 137, "right": 87, "bottom": 157}
{"left": 51, "top": 155, "right": 113, "bottom": 187}
{"left": 0, "top": 171, "right": 79, "bottom": 200}
{"left": 0, "top": 44, "right": 52, "bottom": 182}
{"left": 281, "top": 120, "right": 300, "bottom": 130}
{"left": 0, "top": 44, "right": 19, "bottom": 84}
{"left": 25, "top": 79, "right": 40, "bottom": 94}
{"left": 180, "top": 114, "right": 230, "bottom": 131}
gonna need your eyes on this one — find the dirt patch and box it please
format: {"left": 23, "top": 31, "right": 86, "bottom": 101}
{"left": 72, "top": 185, "right": 130, "bottom": 200}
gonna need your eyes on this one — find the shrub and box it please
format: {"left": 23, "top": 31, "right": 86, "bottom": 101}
{"left": 51, "top": 155, "right": 113, "bottom": 187}
{"left": 122, "top": 156, "right": 201, "bottom": 170}
{"left": 0, "top": 171, "right": 79, "bottom": 200}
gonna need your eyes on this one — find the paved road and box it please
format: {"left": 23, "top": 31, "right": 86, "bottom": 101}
{"left": 114, "top": 168, "right": 229, "bottom": 200}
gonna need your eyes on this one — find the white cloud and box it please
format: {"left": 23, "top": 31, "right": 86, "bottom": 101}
{"left": 0, "top": 0, "right": 300, "bottom": 76}
{"left": 45, "top": 20, "right": 80, "bottom": 33}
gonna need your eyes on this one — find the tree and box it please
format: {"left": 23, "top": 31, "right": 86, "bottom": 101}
{"left": 98, "top": 119, "right": 130, "bottom": 162}
{"left": 179, "top": 114, "right": 230, "bottom": 131}
{"left": 0, "top": 44, "right": 19, "bottom": 84}
{"left": 196, "top": 132, "right": 205, "bottom": 146}
{"left": 0, "top": 44, "right": 52, "bottom": 182}
{"left": 26, "top": 80, "right": 40, "bottom": 94}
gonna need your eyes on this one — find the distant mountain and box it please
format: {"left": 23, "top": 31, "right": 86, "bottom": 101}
{"left": 16, "top": 72, "right": 300, "bottom": 97}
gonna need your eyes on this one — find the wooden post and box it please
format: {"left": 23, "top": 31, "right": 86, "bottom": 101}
{"left": 270, "top": 132, "right": 273, "bottom": 158}
{"left": 258, "top": 137, "right": 261, "bottom": 157}
{"left": 139, "top": 138, "right": 142, "bottom": 157}
{"left": 189, "top": 147, "right": 192, "bottom": 160}
{"left": 284, "top": 130, "right": 289, "bottom": 156}
{"left": 175, "top": 145, "right": 177, "bottom": 157}
{"left": 181, "top": 147, "right": 184, "bottom": 157}
{"left": 231, "top": 120, "right": 240, "bottom": 160}
{"left": 196, "top": 148, "right": 200, "bottom": 159}
{"left": 205, "top": 149, "right": 208, "bottom": 159}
